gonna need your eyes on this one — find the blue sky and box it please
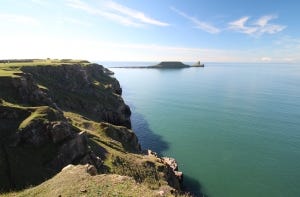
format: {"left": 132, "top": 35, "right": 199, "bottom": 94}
{"left": 0, "top": 0, "right": 299, "bottom": 63}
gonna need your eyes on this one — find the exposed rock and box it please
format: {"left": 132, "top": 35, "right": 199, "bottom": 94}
{"left": 101, "top": 122, "right": 140, "bottom": 152}
{"left": 79, "top": 152, "right": 103, "bottom": 169}
{"left": 48, "top": 121, "right": 73, "bottom": 143}
{"left": 21, "top": 64, "right": 131, "bottom": 128}
{"left": 50, "top": 131, "right": 89, "bottom": 170}
{"left": 62, "top": 164, "right": 74, "bottom": 171}
{"left": 86, "top": 164, "right": 97, "bottom": 176}
{"left": 162, "top": 157, "right": 178, "bottom": 171}
{"left": 10, "top": 73, "right": 58, "bottom": 109}
{"left": 19, "top": 118, "right": 51, "bottom": 147}
{"left": 144, "top": 150, "right": 183, "bottom": 190}
{"left": 0, "top": 61, "right": 187, "bottom": 195}
{"left": 162, "top": 157, "right": 183, "bottom": 185}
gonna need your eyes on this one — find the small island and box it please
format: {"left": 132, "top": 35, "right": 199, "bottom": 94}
{"left": 113, "top": 61, "right": 204, "bottom": 69}
{"left": 149, "top": 61, "right": 190, "bottom": 68}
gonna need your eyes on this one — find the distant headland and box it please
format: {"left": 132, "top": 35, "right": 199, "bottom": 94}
{"left": 112, "top": 61, "right": 204, "bottom": 69}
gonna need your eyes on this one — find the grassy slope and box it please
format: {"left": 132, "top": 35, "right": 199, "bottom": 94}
{"left": 0, "top": 102, "right": 63, "bottom": 190}
{"left": 0, "top": 60, "right": 188, "bottom": 197}
{"left": 3, "top": 165, "right": 181, "bottom": 197}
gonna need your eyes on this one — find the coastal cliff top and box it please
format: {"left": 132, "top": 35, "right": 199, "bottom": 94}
{"left": 0, "top": 59, "right": 187, "bottom": 197}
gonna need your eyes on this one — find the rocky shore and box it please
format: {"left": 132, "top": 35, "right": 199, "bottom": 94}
{"left": 0, "top": 60, "right": 188, "bottom": 196}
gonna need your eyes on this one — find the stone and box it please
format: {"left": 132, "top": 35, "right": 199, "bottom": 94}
{"left": 49, "top": 121, "right": 73, "bottom": 143}
{"left": 50, "top": 131, "right": 89, "bottom": 170}
{"left": 162, "top": 157, "right": 178, "bottom": 171}
{"left": 86, "top": 164, "right": 97, "bottom": 176}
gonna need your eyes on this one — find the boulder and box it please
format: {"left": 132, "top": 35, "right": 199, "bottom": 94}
{"left": 86, "top": 164, "right": 97, "bottom": 176}
{"left": 48, "top": 121, "right": 73, "bottom": 143}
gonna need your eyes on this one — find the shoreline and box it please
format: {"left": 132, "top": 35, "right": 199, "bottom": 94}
{"left": 0, "top": 59, "right": 192, "bottom": 196}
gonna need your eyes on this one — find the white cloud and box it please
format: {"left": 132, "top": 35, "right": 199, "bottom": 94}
{"left": 0, "top": 14, "right": 39, "bottom": 26}
{"left": 170, "top": 7, "right": 220, "bottom": 34}
{"left": 228, "top": 15, "right": 286, "bottom": 36}
{"left": 228, "top": 16, "right": 257, "bottom": 34}
{"left": 106, "top": 1, "right": 169, "bottom": 26}
{"left": 66, "top": 0, "right": 169, "bottom": 27}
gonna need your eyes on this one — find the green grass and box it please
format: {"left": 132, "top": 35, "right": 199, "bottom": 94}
{"left": 0, "top": 59, "right": 187, "bottom": 196}
{"left": 18, "top": 106, "right": 61, "bottom": 130}
{"left": 0, "top": 59, "right": 90, "bottom": 67}
{"left": 0, "top": 103, "right": 64, "bottom": 191}
{"left": 64, "top": 112, "right": 175, "bottom": 190}
{"left": 2, "top": 165, "right": 183, "bottom": 197}
{"left": 0, "top": 59, "right": 90, "bottom": 77}
{"left": 0, "top": 70, "right": 21, "bottom": 77}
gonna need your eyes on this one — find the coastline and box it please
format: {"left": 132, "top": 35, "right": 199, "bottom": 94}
{"left": 0, "top": 59, "right": 190, "bottom": 196}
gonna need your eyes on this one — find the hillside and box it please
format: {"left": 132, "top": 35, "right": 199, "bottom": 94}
{"left": 0, "top": 59, "right": 187, "bottom": 196}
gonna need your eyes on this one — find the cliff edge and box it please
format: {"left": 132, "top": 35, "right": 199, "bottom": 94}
{"left": 0, "top": 59, "right": 187, "bottom": 197}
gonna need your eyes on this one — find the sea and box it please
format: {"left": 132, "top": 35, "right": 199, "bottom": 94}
{"left": 100, "top": 61, "right": 300, "bottom": 197}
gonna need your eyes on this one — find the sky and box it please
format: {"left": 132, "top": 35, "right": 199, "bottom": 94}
{"left": 0, "top": 0, "right": 299, "bottom": 63}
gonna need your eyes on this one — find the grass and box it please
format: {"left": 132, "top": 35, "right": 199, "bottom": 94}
{"left": 0, "top": 59, "right": 90, "bottom": 67}
{"left": 18, "top": 106, "right": 61, "bottom": 130}
{"left": 0, "top": 59, "right": 188, "bottom": 196}
{"left": 0, "top": 58, "right": 90, "bottom": 77}
{"left": 2, "top": 165, "right": 181, "bottom": 197}
{"left": 0, "top": 103, "right": 64, "bottom": 191}
{"left": 65, "top": 112, "right": 175, "bottom": 190}
{"left": 0, "top": 70, "right": 22, "bottom": 77}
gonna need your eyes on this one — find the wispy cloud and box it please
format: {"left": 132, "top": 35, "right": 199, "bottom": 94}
{"left": 66, "top": 0, "right": 169, "bottom": 27}
{"left": 170, "top": 7, "right": 220, "bottom": 34}
{"left": 0, "top": 14, "right": 39, "bottom": 26}
{"left": 228, "top": 15, "right": 286, "bottom": 36}
{"left": 106, "top": 1, "right": 169, "bottom": 26}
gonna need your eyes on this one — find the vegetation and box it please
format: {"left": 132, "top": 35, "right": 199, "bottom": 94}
{"left": 3, "top": 165, "right": 183, "bottom": 197}
{"left": 0, "top": 59, "right": 186, "bottom": 197}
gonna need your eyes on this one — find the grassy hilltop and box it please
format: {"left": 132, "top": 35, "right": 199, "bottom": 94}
{"left": 0, "top": 59, "right": 187, "bottom": 197}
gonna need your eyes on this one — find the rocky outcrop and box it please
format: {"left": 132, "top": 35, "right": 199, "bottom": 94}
{"left": 0, "top": 104, "right": 104, "bottom": 190}
{"left": 0, "top": 61, "right": 186, "bottom": 196}
{"left": 0, "top": 73, "right": 57, "bottom": 109}
{"left": 162, "top": 157, "right": 183, "bottom": 185}
{"left": 145, "top": 150, "right": 183, "bottom": 190}
{"left": 21, "top": 64, "right": 131, "bottom": 128}
{"left": 101, "top": 122, "right": 141, "bottom": 153}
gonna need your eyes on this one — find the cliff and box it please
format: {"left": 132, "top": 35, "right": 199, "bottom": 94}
{"left": 0, "top": 60, "right": 186, "bottom": 196}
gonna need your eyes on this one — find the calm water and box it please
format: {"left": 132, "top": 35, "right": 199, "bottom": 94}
{"left": 107, "top": 63, "right": 300, "bottom": 197}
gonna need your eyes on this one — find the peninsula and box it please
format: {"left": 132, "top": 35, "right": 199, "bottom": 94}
{"left": 0, "top": 59, "right": 188, "bottom": 196}
{"left": 113, "top": 61, "right": 204, "bottom": 69}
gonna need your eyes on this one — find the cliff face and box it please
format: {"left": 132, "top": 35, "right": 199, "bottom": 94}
{"left": 0, "top": 61, "right": 183, "bottom": 196}
{"left": 20, "top": 64, "right": 131, "bottom": 128}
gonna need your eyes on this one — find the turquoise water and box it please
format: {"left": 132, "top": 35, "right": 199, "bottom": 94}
{"left": 108, "top": 63, "right": 300, "bottom": 197}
